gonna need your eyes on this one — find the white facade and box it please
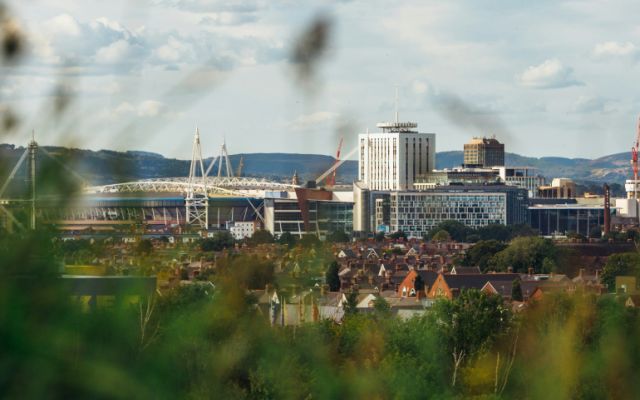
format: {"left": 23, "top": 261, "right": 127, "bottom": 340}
{"left": 616, "top": 198, "right": 639, "bottom": 218}
{"left": 493, "top": 167, "right": 546, "bottom": 198}
{"left": 358, "top": 121, "right": 435, "bottom": 191}
{"left": 227, "top": 221, "right": 257, "bottom": 240}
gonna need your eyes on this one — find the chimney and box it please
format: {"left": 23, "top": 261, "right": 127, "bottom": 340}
{"left": 595, "top": 269, "right": 600, "bottom": 281}
{"left": 368, "top": 275, "right": 374, "bottom": 285}
{"left": 320, "top": 284, "right": 328, "bottom": 296}
{"left": 528, "top": 267, "right": 533, "bottom": 276}
{"left": 265, "top": 283, "right": 273, "bottom": 293}
{"left": 507, "top": 266, "right": 513, "bottom": 273}
{"left": 579, "top": 268, "right": 584, "bottom": 279}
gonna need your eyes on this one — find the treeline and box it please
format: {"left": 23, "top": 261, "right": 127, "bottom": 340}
{"left": 2, "top": 232, "right": 640, "bottom": 399}
{"left": 424, "top": 220, "right": 538, "bottom": 243}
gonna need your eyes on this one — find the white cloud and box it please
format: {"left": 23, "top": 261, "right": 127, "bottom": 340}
{"left": 137, "top": 100, "right": 168, "bottom": 117}
{"left": 412, "top": 80, "right": 429, "bottom": 95}
{"left": 199, "top": 12, "right": 258, "bottom": 26}
{"left": 95, "top": 40, "right": 141, "bottom": 64}
{"left": 593, "top": 41, "right": 638, "bottom": 58}
{"left": 113, "top": 102, "right": 136, "bottom": 116}
{"left": 517, "top": 59, "right": 582, "bottom": 89}
{"left": 287, "top": 111, "right": 337, "bottom": 131}
{"left": 573, "top": 95, "right": 613, "bottom": 113}
{"left": 43, "top": 14, "right": 82, "bottom": 36}
{"left": 153, "top": 36, "right": 194, "bottom": 63}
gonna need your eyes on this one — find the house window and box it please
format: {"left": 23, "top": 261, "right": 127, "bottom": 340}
{"left": 409, "top": 288, "right": 416, "bottom": 296}
{"left": 402, "top": 287, "right": 407, "bottom": 297}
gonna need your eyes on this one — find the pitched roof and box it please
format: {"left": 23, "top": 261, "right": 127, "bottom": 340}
{"left": 338, "top": 249, "right": 356, "bottom": 258}
{"left": 451, "top": 266, "right": 482, "bottom": 275}
{"left": 416, "top": 270, "right": 439, "bottom": 290}
{"left": 443, "top": 273, "right": 520, "bottom": 292}
{"left": 483, "top": 280, "right": 513, "bottom": 298}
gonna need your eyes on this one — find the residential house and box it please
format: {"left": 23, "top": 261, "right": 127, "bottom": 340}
{"left": 428, "top": 273, "right": 520, "bottom": 299}
{"left": 397, "top": 270, "right": 439, "bottom": 298}
{"left": 450, "top": 266, "right": 481, "bottom": 275}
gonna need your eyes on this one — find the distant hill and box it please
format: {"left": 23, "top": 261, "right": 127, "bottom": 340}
{"left": 0, "top": 143, "right": 633, "bottom": 187}
{"left": 436, "top": 150, "right": 631, "bottom": 185}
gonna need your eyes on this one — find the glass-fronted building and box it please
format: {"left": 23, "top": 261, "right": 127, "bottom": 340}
{"left": 264, "top": 188, "right": 354, "bottom": 238}
{"left": 529, "top": 204, "right": 605, "bottom": 237}
{"left": 388, "top": 185, "right": 528, "bottom": 238}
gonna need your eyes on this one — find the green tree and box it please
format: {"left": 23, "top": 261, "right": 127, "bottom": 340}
{"left": 326, "top": 230, "right": 350, "bottom": 243}
{"left": 462, "top": 240, "right": 506, "bottom": 272}
{"left": 325, "top": 261, "right": 340, "bottom": 291}
{"left": 512, "top": 279, "right": 523, "bottom": 301}
{"left": 374, "top": 231, "right": 385, "bottom": 242}
{"left": 431, "top": 229, "right": 451, "bottom": 242}
{"left": 431, "top": 289, "right": 511, "bottom": 387}
{"left": 277, "top": 231, "right": 297, "bottom": 248}
{"left": 414, "top": 273, "right": 425, "bottom": 295}
{"left": 200, "top": 231, "right": 235, "bottom": 251}
{"left": 372, "top": 296, "right": 391, "bottom": 316}
{"left": 299, "top": 233, "right": 320, "bottom": 248}
{"left": 509, "top": 223, "right": 538, "bottom": 238}
{"left": 600, "top": 252, "right": 640, "bottom": 291}
{"left": 492, "top": 236, "right": 557, "bottom": 273}
{"left": 343, "top": 290, "right": 359, "bottom": 315}
{"left": 476, "top": 224, "right": 512, "bottom": 242}
{"left": 427, "top": 220, "right": 472, "bottom": 242}
{"left": 136, "top": 239, "right": 153, "bottom": 255}
{"left": 249, "top": 229, "right": 274, "bottom": 245}
{"left": 390, "top": 230, "right": 407, "bottom": 240}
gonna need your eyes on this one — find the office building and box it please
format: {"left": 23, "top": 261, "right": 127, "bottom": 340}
{"left": 529, "top": 202, "right": 605, "bottom": 237}
{"left": 358, "top": 120, "right": 435, "bottom": 191}
{"left": 537, "top": 178, "right": 576, "bottom": 199}
{"left": 264, "top": 188, "right": 353, "bottom": 238}
{"left": 493, "top": 166, "right": 546, "bottom": 198}
{"left": 385, "top": 185, "right": 529, "bottom": 238}
{"left": 463, "top": 136, "right": 505, "bottom": 168}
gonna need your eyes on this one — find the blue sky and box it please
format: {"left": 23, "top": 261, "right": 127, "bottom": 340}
{"left": 2, "top": 0, "right": 640, "bottom": 159}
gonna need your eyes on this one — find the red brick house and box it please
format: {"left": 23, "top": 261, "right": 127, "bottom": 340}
{"left": 428, "top": 273, "right": 520, "bottom": 299}
{"left": 397, "top": 270, "right": 439, "bottom": 298}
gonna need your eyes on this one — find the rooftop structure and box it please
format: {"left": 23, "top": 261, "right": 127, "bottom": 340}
{"left": 463, "top": 136, "right": 505, "bottom": 168}
{"left": 358, "top": 118, "right": 436, "bottom": 191}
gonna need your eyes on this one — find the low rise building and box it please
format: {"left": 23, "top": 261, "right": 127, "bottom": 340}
{"left": 264, "top": 188, "right": 353, "bottom": 239}
{"left": 226, "top": 220, "right": 259, "bottom": 240}
{"left": 538, "top": 178, "right": 577, "bottom": 199}
{"left": 529, "top": 199, "right": 606, "bottom": 238}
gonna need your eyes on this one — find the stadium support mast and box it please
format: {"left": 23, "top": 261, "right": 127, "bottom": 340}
{"left": 28, "top": 132, "right": 37, "bottom": 230}
{"left": 186, "top": 127, "right": 208, "bottom": 229}
{"left": 217, "top": 138, "right": 234, "bottom": 178}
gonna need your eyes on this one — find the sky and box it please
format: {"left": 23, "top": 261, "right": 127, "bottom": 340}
{"left": 2, "top": 0, "right": 640, "bottom": 160}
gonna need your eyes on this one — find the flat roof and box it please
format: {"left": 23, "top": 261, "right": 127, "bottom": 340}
{"left": 528, "top": 204, "right": 606, "bottom": 209}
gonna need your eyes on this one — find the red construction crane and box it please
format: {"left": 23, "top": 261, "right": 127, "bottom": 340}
{"left": 633, "top": 117, "right": 640, "bottom": 198}
{"left": 326, "top": 137, "right": 343, "bottom": 187}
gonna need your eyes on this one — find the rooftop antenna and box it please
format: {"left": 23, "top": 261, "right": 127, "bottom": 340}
{"left": 394, "top": 87, "right": 399, "bottom": 123}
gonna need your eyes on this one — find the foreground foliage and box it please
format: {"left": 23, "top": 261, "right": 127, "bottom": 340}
{"left": 2, "top": 232, "right": 640, "bottom": 399}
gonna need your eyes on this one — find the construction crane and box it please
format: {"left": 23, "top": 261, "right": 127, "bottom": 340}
{"left": 633, "top": 117, "right": 640, "bottom": 199}
{"left": 325, "top": 137, "right": 343, "bottom": 187}
{"left": 236, "top": 156, "right": 244, "bottom": 177}
{"left": 315, "top": 145, "right": 358, "bottom": 185}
